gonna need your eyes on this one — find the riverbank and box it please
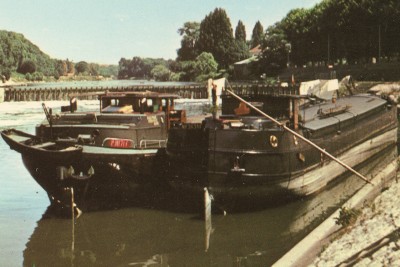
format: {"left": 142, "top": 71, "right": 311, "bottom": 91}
{"left": 273, "top": 155, "right": 399, "bottom": 267}
{"left": 309, "top": 173, "right": 400, "bottom": 267}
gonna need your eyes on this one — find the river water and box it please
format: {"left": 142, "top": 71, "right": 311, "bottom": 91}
{"left": 0, "top": 98, "right": 396, "bottom": 267}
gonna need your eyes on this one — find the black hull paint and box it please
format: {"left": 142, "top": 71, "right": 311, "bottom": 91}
{"left": 166, "top": 95, "right": 398, "bottom": 205}
{"left": 21, "top": 151, "right": 166, "bottom": 211}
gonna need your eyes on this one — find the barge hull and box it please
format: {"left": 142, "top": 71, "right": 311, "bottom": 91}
{"left": 168, "top": 127, "right": 397, "bottom": 203}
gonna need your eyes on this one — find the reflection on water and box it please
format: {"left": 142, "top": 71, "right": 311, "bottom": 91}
{"left": 23, "top": 146, "right": 397, "bottom": 267}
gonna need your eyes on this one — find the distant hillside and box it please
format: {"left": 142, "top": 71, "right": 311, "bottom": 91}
{"left": 0, "top": 30, "right": 57, "bottom": 77}
{"left": 0, "top": 30, "right": 118, "bottom": 81}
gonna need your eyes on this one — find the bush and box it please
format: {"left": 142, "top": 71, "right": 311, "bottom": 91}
{"left": 334, "top": 207, "right": 361, "bottom": 227}
{"left": 25, "top": 73, "right": 32, "bottom": 81}
{"left": 1, "top": 68, "right": 11, "bottom": 82}
{"left": 75, "top": 61, "right": 89, "bottom": 74}
{"left": 25, "top": 72, "right": 44, "bottom": 81}
{"left": 151, "top": 64, "right": 170, "bottom": 81}
{"left": 18, "top": 60, "right": 37, "bottom": 74}
{"left": 169, "top": 72, "right": 181, "bottom": 81}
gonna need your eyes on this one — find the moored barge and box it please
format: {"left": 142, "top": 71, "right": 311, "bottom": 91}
{"left": 2, "top": 91, "right": 187, "bottom": 210}
{"left": 165, "top": 79, "right": 398, "bottom": 207}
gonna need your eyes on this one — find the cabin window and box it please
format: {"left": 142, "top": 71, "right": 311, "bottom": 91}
{"left": 111, "top": 99, "right": 119, "bottom": 106}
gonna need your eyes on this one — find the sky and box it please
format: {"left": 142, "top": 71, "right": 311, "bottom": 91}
{"left": 1, "top": 0, "right": 321, "bottom": 65}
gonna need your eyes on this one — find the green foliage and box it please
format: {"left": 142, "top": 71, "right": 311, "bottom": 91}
{"left": 250, "top": 21, "right": 264, "bottom": 49}
{"left": 130, "top": 57, "right": 145, "bottom": 77}
{"left": 118, "top": 57, "right": 170, "bottom": 80}
{"left": 176, "top": 60, "right": 197, "bottom": 81}
{"left": 235, "top": 20, "right": 247, "bottom": 43}
{"left": 17, "top": 60, "right": 36, "bottom": 74}
{"left": 142, "top": 58, "right": 167, "bottom": 78}
{"left": 88, "top": 63, "right": 99, "bottom": 76}
{"left": 230, "top": 39, "right": 250, "bottom": 63}
{"left": 54, "top": 60, "right": 66, "bottom": 78}
{"left": 177, "top": 21, "right": 200, "bottom": 61}
{"left": 73, "top": 62, "right": 99, "bottom": 76}
{"left": 98, "top": 64, "right": 118, "bottom": 78}
{"left": 118, "top": 57, "right": 145, "bottom": 79}
{"left": 0, "top": 30, "right": 57, "bottom": 76}
{"left": 169, "top": 72, "right": 181, "bottom": 81}
{"left": 194, "top": 52, "right": 218, "bottom": 81}
{"left": 0, "top": 67, "right": 12, "bottom": 81}
{"left": 66, "top": 60, "right": 75, "bottom": 75}
{"left": 75, "top": 61, "right": 89, "bottom": 74}
{"left": 118, "top": 58, "right": 130, "bottom": 79}
{"left": 256, "top": 24, "right": 289, "bottom": 77}
{"left": 334, "top": 207, "right": 361, "bottom": 227}
{"left": 232, "top": 20, "right": 250, "bottom": 65}
{"left": 151, "top": 64, "right": 170, "bottom": 81}
{"left": 196, "top": 8, "right": 236, "bottom": 69}
{"left": 0, "top": 30, "right": 114, "bottom": 81}
{"left": 278, "top": 0, "right": 400, "bottom": 66}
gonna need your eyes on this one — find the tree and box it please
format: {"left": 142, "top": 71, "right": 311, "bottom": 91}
{"left": 66, "top": 59, "right": 74, "bottom": 74}
{"left": 151, "top": 64, "right": 170, "bottom": 81}
{"left": 177, "top": 21, "right": 200, "bottom": 61}
{"left": 98, "top": 65, "right": 118, "bottom": 78}
{"left": 281, "top": 8, "right": 311, "bottom": 66}
{"left": 196, "top": 8, "right": 235, "bottom": 69}
{"left": 0, "top": 30, "right": 59, "bottom": 76}
{"left": 88, "top": 63, "right": 99, "bottom": 76}
{"left": 53, "top": 60, "right": 66, "bottom": 79}
{"left": 230, "top": 40, "right": 251, "bottom": 64}
{"left": 176, "top": 60, "right": 197, "bottom": 81}
{"left": 17, "top": 60, "right": 36, "bottom": 74}
{"left": 235, "top": 20, "right": 247, "bottom": 43}
{"left": 142, "top": 58, "right": 166, "bottom": 78}
{"left": 257, "top": 24, "right": 289, "bottom": 77}
{"left": 75, "top": 61, "right": 89, "bottom": 74}
{"left": 233, "top": 20, "right": 250, "bottom": 63}
{"left": 54, "top": 59, "right": 67, "bottom": 76}
{"left": 250, "top": 21, "right": 264, "bottom": 49}
{"left": 118, "top": 57, "right": 170, "bottom": 79}
{"left": 0, "top": 67, "right": 11, "bottom": 82}
{"left": 129, "top": 57, "right": 145, "bottom": 78}
{"left": 194, "top": 52, "right": 218, "bottom": 81}
{"left": 118, "top": 58, "right": 130, "bottom": 79}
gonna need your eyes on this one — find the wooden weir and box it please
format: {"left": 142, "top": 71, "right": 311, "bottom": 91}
{"left": 1, "top": 82, "right": 299, "bottom": 102}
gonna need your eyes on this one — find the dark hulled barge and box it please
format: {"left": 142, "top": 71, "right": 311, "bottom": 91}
{"left": 165, "top": 79, "right": 398, "bottom": 206}
{"left": 2, "top": 91, "right": 187, "bottom": 209}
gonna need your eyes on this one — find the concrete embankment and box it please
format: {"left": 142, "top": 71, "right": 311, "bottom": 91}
{"left": 273, "top": 156, "right": 399, "bottom": 267}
